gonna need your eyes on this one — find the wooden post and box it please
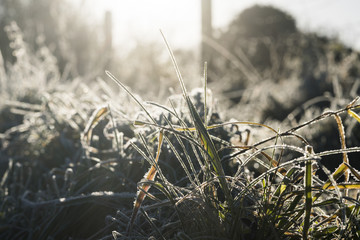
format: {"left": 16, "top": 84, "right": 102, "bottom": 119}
{"left": 104, "top": 10, "right": 113, "bottom": 70}
{"left": 201, "top": 0, "right": 213, "bottom": 65}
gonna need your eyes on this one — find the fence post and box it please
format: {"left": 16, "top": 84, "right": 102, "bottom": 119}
{"left": 201, "top": 0, "right": 213, "bottom": 66}
{"left": 104, "top": 10, "right": 113, "bottom": 70}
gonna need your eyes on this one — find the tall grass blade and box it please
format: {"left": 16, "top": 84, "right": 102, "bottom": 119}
{"left": 127, "top": 130, "right": 164, "bottom": 235}
{"left": 187, "top": 97, "right": 232, "bottom": 202}
{"left": 105, "top": 70, "right": 156, "bottom": 123}
{"left": 159, "top": 31, "right": 187, "bottom": 97}
{"left": 161, "top": 31, "right": 232, "bottom": 204}
{"left": 303, "top": 146, "right": 313, "bottom": 239}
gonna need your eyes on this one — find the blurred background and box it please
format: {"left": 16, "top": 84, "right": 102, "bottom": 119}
{"left": 78, "top": 0, "right": 360, "bottom": 50}
{"left": 1, "top": 0, "right": 360, "bottom": 98}
{"left": 2, "top": 0, "right": 360, "bottom": 146}
{"left": 2, "top": 0, "right": 360, "bottom": 167}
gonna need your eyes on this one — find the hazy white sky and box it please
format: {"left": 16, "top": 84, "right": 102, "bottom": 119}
{"left": 79, "top": 0, "right": 360, "bottom": 50}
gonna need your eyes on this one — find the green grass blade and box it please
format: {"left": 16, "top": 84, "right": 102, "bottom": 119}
{"left": 277, "top": 194, "right": 302, "bottom": 230}
{"left": 274, "top": 167, "right": 298, "bottom": 197}
{"left": 281, "top": 208, "right": 304, "bottom": 234}
{"left": 161, "top": 31, "right": 232, "bottom": 205}
{"left": 303, "top": 146, "right": 313, "bottom": 239}
{"left": 327, "top": 183, "right": 360, "bottom": 190}
{"left": 187, "top": 96, "right": 232, "bottom": 204}
{"left": 313, "top": 226, "right": 338, "bottom": 238}
{"left": 323, "top": 162, "right": 348, "bottom": 188}
{"left": 312, "top": 198, "right": 340, "bottom": 207}
{"left": 347, "top": 109, "right": 360, "bottom": 123}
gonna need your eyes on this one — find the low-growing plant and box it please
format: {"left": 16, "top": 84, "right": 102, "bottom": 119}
{"left": 1, "top": 21, "right": 360, "bottom": 240}
{"left": 104, "top": 35, "right": 360, "bottom": 239}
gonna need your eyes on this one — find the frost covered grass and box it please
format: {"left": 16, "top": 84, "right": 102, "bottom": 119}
{"left": 0, "top": 24, "right": 360, "bottom": 240}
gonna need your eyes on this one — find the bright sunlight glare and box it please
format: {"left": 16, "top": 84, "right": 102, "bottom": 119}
{"left": 79, "top": 0, "right": 201, "bottom": 49}
{"left": 77, "top": 0, "right": 360, "bottom": 50}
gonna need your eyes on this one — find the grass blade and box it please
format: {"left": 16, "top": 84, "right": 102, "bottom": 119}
{"left": 274, "top": 167, "right": 298, "bottom": 197}
{"left": 327, "top": 183, "right": 360, "bottom": 190}
{"left": 344, "top": 162, "right": 360, "bottom": 180}
{"left": 140, "top": 208, "right": 166, "bottom": 240}
{"left": 334, "top": 114, "right": 349, "bottom": 182}
{"left": 303, "top": 146, "right": 313, "bottom": 239}
{"left": 82, "top": 105, "right": 109, "bottom": 145}
{"left": 313, "top": 162, "right": 348, "bottom": 202}
{"left": 106, "top": 70, "right": 156, "bottom": 124}
{"left": 277, "top": 194, "right": 302, "bottom": 230}
{"left": 160, "top": 31, "right": 187, "bottom": 97}
{"left": 161, "top": 31, "right": 232, "bottom": 205}
{"left": 188, "top": 95, "right": 232, "bottom": 203}
{"left": 127, "top": 130, "right": 164, "bottom": 235}
{"left": 347, "top": 109, "right": 360, "bottom": 123}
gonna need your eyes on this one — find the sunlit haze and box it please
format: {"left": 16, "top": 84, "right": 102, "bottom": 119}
{"left": 78, "top": 0, "right": 360, "bottom": 50}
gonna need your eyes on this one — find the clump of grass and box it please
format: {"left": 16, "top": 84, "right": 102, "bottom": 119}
{"left": 1, "top": 22, "right": 360, "bottom": 240}
{"left": 107, "top": 36, "right": 360, "bottom": 240}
